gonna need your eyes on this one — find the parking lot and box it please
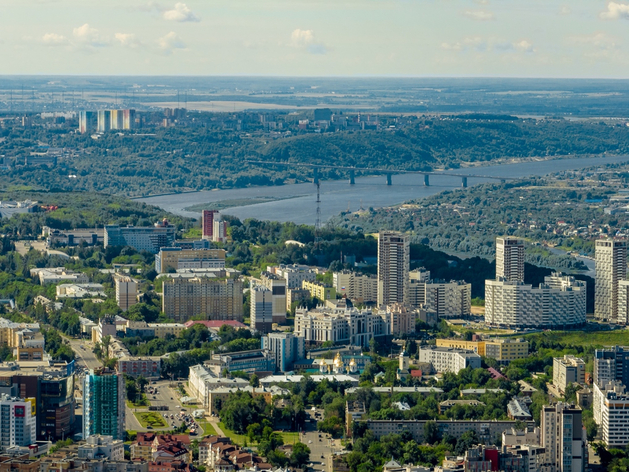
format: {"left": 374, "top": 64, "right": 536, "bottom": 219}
{"left": 125, "top": 380, "right": 204, "bottom": 433}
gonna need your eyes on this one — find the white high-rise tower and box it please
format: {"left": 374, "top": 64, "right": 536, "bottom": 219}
{"left": 496, "top": 237, "right": 525, "bottom": 282}
{"left": 595, "top": 238, "right": 627, "bottom": 321}
{"left": 377, "top": 231, "right": 410, "bottom": 307}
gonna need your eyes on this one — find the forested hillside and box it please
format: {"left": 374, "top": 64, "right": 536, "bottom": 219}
{"left": 2, "top": 115, "right": 629, "bottom": 196}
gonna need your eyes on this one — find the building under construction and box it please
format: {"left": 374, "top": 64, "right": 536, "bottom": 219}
{"left": 82, "top": 368, "right": 125, "bottom": 440}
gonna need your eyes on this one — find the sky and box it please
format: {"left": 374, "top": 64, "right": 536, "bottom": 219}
{"left": 2, "top": 0, "right": 629, "bottom": 77}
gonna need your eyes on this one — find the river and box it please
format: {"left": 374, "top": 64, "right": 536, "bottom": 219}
{"left": 138, "top": 155, "right": 629, "bottom": 225}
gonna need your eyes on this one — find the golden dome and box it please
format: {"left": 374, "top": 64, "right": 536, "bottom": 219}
{"left": 349, "top": 358, "right": 357, "bottom": 366}
{"left": 333, "top": 352, "right": 342, "bottom": 367}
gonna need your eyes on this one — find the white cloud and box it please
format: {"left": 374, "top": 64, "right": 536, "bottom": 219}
{"left": 514, "top": 40, "right": 535, "bottom": 53}
{"left": 158, "top": 31, "right": 186, "bottom": 52}
{"left": 290, "top": 29, "right": 328, "bottom": 54}
{"left": 463, "top": 10, "right": 494, "bottom": 21}
{"left": 73, "top": 23, "right": 109, "bottom": 47}
{"left": 442, "top": 37, "right": 534, "bottom": 54}
{"left": 560, "top": 5, "right": 571, "bottom": 15}
{"left": 42, "top": 33, "right": 68, "bottom": 45}
{"left": 600, "top": 2, "right": 629, "bottom": 20}
{"left": 571, "top": 33, "right": 619, "bottom": 50}
{"left": 163, "top": 3, "right": 200, "bottom": 22}
{"left": 474, "top": 0, "right": 490, "bottom": 4}
{"left": 115, "top": 33, "right": 142, "bottom": 48}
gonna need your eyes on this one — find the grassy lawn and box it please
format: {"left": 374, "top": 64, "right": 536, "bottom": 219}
{"left": 198, "top": 419, "right": 218, "bottom": 436}
{"left": 279, "top": 431, "right": 299, "bottom": 444}
{"left": 136, "top": 412, "right": 168, "bottom": 429}
{"left": 218, "top": 422, "right": 248, "bottom": 445}
{"left": 519, "top": 329, "right": 629, "bottom": 347}
{"left": 126, "top": 394, "right": 150, "bottom": 408}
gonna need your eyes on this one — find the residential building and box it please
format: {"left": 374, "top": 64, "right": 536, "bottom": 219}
{"left": 202, "top": 211, "right": 218, "bottom": 240}
{"left": 212, "top": 217, "right": 228, "bottom": 243}
{"left": 149, "top": 324, "right": 186, "bottom": 338}
{"left": 507, "top": 397, "right": 533, "bottom": 420}
{"left": 618, "top": 280, "right": 629, "bottom": 325}
{"left": 287, "top": 288, "right": 311, "bottom": 310}
{"left": 553, "top": 355, "right": 586, "bottom": 393}
{"left": 78, "top": 111, "right": 96, "bottom": 134}
{"left": 161, "top": 276, "right": 243, "bottom": 322}
{"left": 255, "top": 273, "right": 287, "bottom": 324}
{"left": 408, "top": 269, "right": 431, "bottom": 308}
{"left": 377, "top": 231, "right": 410, "bottom": 307}
{"left": 29, "top": 268, "right": 89, "bottom": 286}
{"left": 97, "top": 110, "right": 111, "bottom": 133}
{"left": 0, "top": 395, "right": 36, "bottom": 450}
{"left": 496, "top": 237, "right": 525, "bottom": 282}
{"left": 116, "top": 357, "right": 161, "bottom": 379}
{"left": 114, "top": 275, "right": 138, "bottom": 311}
{"left": 417, "top": 346, "right": 481, "bottom": 374}
{"left": 485, "top": 274, "right": 587, "bottom": 328}
{"left": 83, "top": 369, "right": 125, "bottom": 440}
{"left": 302, "top": 280, "right": 336, "bottom": 301}
{"left": 593, "top": 381, "right": 629, "bottom": 447}
{"left": 250, "top": 286, "right": 273, "bottom": 334}
{"left": 91, "top": 317, "right": 117, "bottom": 344}
{"left": 539, "top": 402, "right": 587, "bottom": 472}
{"left": 422, "top": 280, "right": 471, "bottom": 318}
{"left": 484, "top": 338, "right": 529, "bottom": 363}
{"left": 155, "top": 248, "right": 225, "bottom": 274}
{"left": 594, "top": 346, "right": 629, "bottom": 386}
{"left": 77, "top": 435, "right": 124, "bottom": 461}
{"left": 0, "top": 319, "right": 45, "bottom": 362}
{"left": 365, "top": 419, "right": 534, "bottom": 444}
{"left": 434, "top": 338, "right": 528, "bottom": 362}
{"left": 379, "top": 304, "right": 417, "bottom": 336}
{"left": 104, "top": 221, "right": 177, "bottom": 254}
{"left": 294, "top": 307, "right": 390, "bottom": 348}
{"left": 436, "top": 339, "right": 485, "bottom": 355}
{"left": 261, "top": 333, "right": 306, "bottom": 372}
{"left": 333, "top": 271, "right": 378, "bottom": 303}
{"left": 595, "top": 238, "right": 627, "bottom": 321}
{"left": 266, "top": 264, "right": 317, "bottom": 289}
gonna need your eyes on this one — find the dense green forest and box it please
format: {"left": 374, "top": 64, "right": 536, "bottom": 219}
{"left": 0, "top": 191, "right": 194, "bottom": 237}
{"left": 330, "top": 177, "right": 626, "bottom": 270}
{"left": 2, "top": 116, "right": 629, "bottom": 196}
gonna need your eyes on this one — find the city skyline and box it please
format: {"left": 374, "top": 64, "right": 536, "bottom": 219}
{"left": 2, "top": 0, "right": 629, "bottom": 77}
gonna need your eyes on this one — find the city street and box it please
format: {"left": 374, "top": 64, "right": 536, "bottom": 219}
{"left": 300, "top": 409, "right": 340, "bottom": 472}
{"left": 65, "top": 337, "right": 102, "bottom": 371}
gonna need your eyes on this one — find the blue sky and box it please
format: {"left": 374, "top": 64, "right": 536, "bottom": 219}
{"left": 2, "top": 0, "right": 629, "bottom": 77}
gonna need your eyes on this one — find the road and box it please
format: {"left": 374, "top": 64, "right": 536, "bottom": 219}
{"left": 66, "top": 337, "right": 102, "bottom": 371}
{"left": 300, "top": 409, "right": 339, "bottom": 472}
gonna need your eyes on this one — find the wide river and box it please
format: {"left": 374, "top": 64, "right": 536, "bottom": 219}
{"left": 138, "top": 155, "right": 629, "bottom": 225}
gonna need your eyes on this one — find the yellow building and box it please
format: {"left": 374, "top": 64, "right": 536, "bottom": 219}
{"left": 148, "top": 323, "right": 186, "bottom": 338}
{"left": 435, "top": 338, "right": 528, "bottom": 362}
{"left": 436, "top": 339, "right": 485, "bottom": 356}
{"left": 484, "top": 338, "right": 529, "bottom": 362}
{"left": 302, "top": 280, "right": 336, "bottom": 301}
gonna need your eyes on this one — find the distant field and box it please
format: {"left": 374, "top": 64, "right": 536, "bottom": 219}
{"left": 152, "top": 101, "right": 302, "bottom": 112}
{"left": 519, "top": 329, "right": 629, "bottom": 347}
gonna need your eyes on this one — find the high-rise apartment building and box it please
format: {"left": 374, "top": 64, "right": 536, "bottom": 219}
{"left": 251, "top": 286, "right": 273, "bottom": 334}
{"left": 123, "top": 109, "right": 136, "bottom": 130}
{"left": 617, "top": 280, "right": 629, "bottom": 325}
{"left": 202, "top": 210, "right": 218, "bottom": 240}
{"left": 485, "top": 274, "right": 586, "bottom": 328}
{"left": 377, "top": 231, "right": 409, "bottom": 307}
{"left": 256, "top": 272, "right": 287, "bottom": 324}
{"left": 553, "top": 355, "right": 586, "bottom": 394}
{"left": 267, "top": 264, "right": 317, "bottom": 289}
{"left": 333, "top": 271, "right": 378, "bottom": 303}
{"left": 595, "top": 238, "right": 627, "bottom": 321}
{"left": 495, "top": 237, "right": 525, "bottom": 282}
{"left": 78, "top": 111, "right": 96, "bottom": 134}
{"left": 261, "top": 332, "right": 306, "bottom": 372}
{"left": 593, "top": 381, "right": 629, "bottom": 447}
{"left": 97, "top": 110, "right": 111, "bottom": 133}
{"left": 39, "top": 370, "right": 76, "bottom": 441}
{"left": 110, "top": 110, "right": 124, "bottom": 130}
{"left": 213, "top": 217, "right": 228, "bottom": 243}
{"left": 540, "top": 403, "right": 586, "bottom": 472}
{"left": 104, "top": 220, "right": 176, "bottom": 254}
{"left": 114, "top": 275, "right": 138, "bottom": 311}
{"left": 0, "top": 395, "right": 36, "bottom": 449}
{"left": 594, "top": 346, "right": 629, "bottom": 386}
{"left": 161, "top": 276, "right": 243, "bottom": 322}
{"left": 83, "top": 369, "right": 125, "bottom": 440}
{"left": 155, "top": 247, "right": 226, "bottom": 273}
